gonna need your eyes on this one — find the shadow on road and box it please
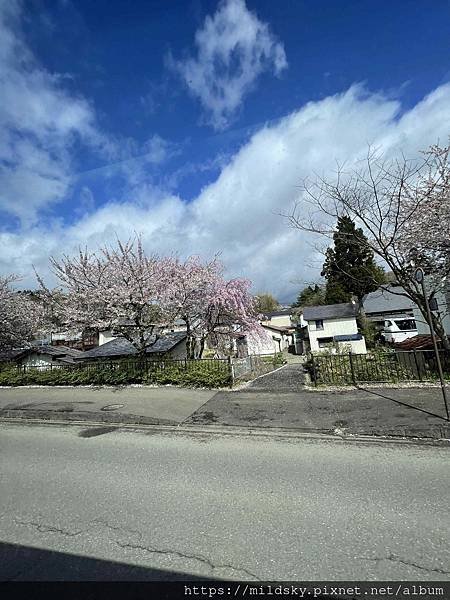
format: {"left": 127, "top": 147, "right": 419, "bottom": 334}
{"left": 356, "top": 386, "right": 449, "bottom": 422}
{"left": 0, "top": 541, "right": 210, "bottom": 581}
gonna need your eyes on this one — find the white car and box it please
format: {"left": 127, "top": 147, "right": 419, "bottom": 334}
{"left": 382, "top": 317, "right": 417, "bottom": 344}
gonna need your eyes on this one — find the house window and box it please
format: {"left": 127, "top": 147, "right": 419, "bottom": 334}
{"left": 318, "top": 337, "right": 333, "bottom": 348}
{"left": 315, "top": 319, "right": 324, "bottom": 330}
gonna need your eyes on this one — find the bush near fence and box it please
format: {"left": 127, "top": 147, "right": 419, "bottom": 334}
{"left": 305, "top": 350, "right": 450, "bottom": 385}
{"left": 0, "top": 357, "right": 232, "bottom": 388}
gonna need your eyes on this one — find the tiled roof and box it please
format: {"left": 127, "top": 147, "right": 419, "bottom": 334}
{"left": 394, "top": 335, "right": 438, "bottom": 350}
{"left": 362, "top": 286, "right": 416, "bottom": 314}
{"left": 0, "top": 348, "right": 29, "bottom": 362}
{"left": 34, "top": 345, "right": 84, "bottom": 358}
{"left": 303, "top": 302, "right": 358, "bottom": 321}
{"left": 79, "top": 331, "right": 187, "bottom": 360}
{"left": 0, "top": 345, "right": 83, "bottom": 363}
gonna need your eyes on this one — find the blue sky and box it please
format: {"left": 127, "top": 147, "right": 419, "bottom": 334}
{"left": 1, "top": 0, "right": 450, "bottom": 300}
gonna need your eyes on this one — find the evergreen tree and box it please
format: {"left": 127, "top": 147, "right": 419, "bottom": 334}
{"left": 321, "top": 216, "right": 386, "bottom": 304}
{"left": 292, "top": 284, "right": 325, "bottom": 307}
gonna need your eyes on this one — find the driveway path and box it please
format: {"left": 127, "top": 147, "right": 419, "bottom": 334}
{"left": 245, "top": 363, "right": 306, "bottom": 393}
{"left": 187, "top": 365, "right": 450, "bottom": 439}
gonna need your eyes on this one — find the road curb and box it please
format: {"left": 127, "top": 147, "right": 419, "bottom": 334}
{"left": 1, "top": 413, "right": 449, "bottom": 446}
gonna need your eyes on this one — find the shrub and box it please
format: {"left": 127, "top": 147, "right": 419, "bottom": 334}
{"left": 0, "top": 359, "right": 232, "bottom": 388}
{"left": 261, "top": 353, "right": 286, "bottom": 367}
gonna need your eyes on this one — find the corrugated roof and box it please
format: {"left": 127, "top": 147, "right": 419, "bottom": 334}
{"left": 362, "top": 286, "right": 416, "bottom": 314}
{"left": 79, "top": 331, "right": 187, "bottom": 360}
{"left": 303, "top": 302, "right": 358, "bottom": 321}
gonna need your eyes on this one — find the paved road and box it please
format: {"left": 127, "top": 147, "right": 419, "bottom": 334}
{"left": 1, "top": 422, "right": 449, "bottom": 580}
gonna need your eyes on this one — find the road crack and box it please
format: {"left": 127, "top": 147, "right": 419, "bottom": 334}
{"left": 359, "top": 554, "right": 450, "bottom": 575}
{"left": 116, "top": 540, "right": 259, "bottom": 580}
{"left": 90, "top": 517, "right": 144, "bottom": 539}
{"left": 13, "top": 518, "right": 83, "bottom": 537}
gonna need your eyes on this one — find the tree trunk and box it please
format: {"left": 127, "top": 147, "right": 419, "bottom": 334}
{"left": 198, "top": 337, "right": 205, "bottom": 359}
{"left": 186, "top": 330, "right": 196, "bottom": 360}
{"left": 430, "top": 311, "right": 450, "bottom": 350}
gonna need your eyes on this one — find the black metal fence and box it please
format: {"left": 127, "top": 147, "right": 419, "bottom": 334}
{"left": 308, "top": 350, "right": 450, "bottom": 385}
{"left": 0, "top": 357, "right": 233, "bottom": 387}
{"left": 14, "top": 357, "right": 231, "bottom": 374}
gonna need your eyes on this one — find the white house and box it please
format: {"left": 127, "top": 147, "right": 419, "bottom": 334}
{"left": 260, "top": 308, "right": 296, "bottom": 352}
{"left": 413, "top": 281, "right": 450, "bottom": 337}
{"left": 1, "top": 345, "right": 85, "bottom": 369}
{"left": 303, "top": 302, "right": 367, "bottom": 354}
{"left": 245, "top": 329, "right": 279, "bottom": 355}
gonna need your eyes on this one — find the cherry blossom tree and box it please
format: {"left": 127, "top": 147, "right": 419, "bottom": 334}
{"left": 38, "top": 240, "right": 264, "bottom": 358}
{"left": 0, "top": 275, "right": 45, "bottom": 349}
{"left": 37, "top": 238, "right": 174, "bottom": 354}
{"left": 164, "top": 256, "right": 263, "bottom": 358}
{"left": 285, "top": 141, "right": 450, "bottom": 348}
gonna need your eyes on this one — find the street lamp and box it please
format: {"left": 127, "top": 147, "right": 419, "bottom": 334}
{"left": 414, "top": 267, "right": 449, "bottom": 421}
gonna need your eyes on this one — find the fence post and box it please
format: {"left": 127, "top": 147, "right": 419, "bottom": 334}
{"left": 413, "top": 349, "right": 422, "bottom": 381}
{"left": 228, "top": 356, "right": 234, "bottom": 384}
{"left": 349, "top": 352, "right": 356, "bottom": 384}
{"left": 311, "top": 354, "right": 317, "bottom": 386}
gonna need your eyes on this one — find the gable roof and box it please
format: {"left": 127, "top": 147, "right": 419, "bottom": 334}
{"left": 362, "top": 286, "right": 416, "bottom": 314}
{"left": 0, "top": 345, "right": 84, "bottom": 363}
{"left": 33, "top": 345, "right": 84, "bottom": 358}
{"left": 78, "top": 331, "right": 187, "bottom": 360}
{"left": 0, "top": 348, "right": 29, "bottom": 362}
{"left": 303, "top": 302, "right": 358, "bottom": 321}
{"left": 262, "top": 308, "right": 292, "bottom": 318}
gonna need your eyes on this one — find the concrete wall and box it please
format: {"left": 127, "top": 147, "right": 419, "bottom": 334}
{"left": 166, "top": 341, "right": 187, "bottom": 360}
{"left": 99, "top": 329, "right": 117, "bottom": 346}
{"left": 20, "top": 353, "right": 53, "bottom": 368}
{"left": 262, "top": 314, "right": 293, "bottom": 327}
{"left": 246, "top": 330, "right": 278, "bottom": 355}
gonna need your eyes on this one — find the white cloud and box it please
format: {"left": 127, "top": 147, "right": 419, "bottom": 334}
{"left": 169, "top": 0, "right": 287, "bottom": 130}
{"left": 0, "top": 1, "right": 107, "bottom": 223}
{"left": 0, "top": 2, "right": 174, "bottom": 224}
{"left": 3, "top": 83, "right": 450, "bottom": 301}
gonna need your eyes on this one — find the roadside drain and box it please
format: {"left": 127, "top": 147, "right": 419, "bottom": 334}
{"left": 78, "top": 426, "right": 119, "bottom": 438}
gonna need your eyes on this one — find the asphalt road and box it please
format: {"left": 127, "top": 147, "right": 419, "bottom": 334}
{"left": 0, "top": 423, "right": 449, "bottom": 581}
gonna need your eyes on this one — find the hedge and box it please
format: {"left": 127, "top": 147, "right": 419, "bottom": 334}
{"left": 0, "top": 359, "right": 232, "bottom": 388}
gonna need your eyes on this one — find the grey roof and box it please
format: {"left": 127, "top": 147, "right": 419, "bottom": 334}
{"left": 303, "top": 302, "right": 358, "bottom": 321}
{"left": 0, "top": 348, "right": 29, "bottom": 362}
{"left": 34, "top": 345, "right": 84, "bottom": 358}
{"left": 78, "top": 331, "right": 187, "bottom": 360}
{"left": 263, "top": 309, "right": 292, "bottom": 318}
{"left": 362, "top": 286, "right": 416, "bottom": 315}
{"left": 0, "top": 345, "right": 83, "bottom": 363}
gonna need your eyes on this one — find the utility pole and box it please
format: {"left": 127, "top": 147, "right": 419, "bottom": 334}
{"left": 414, "top": 268, "right": 449, "bottom": 421}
